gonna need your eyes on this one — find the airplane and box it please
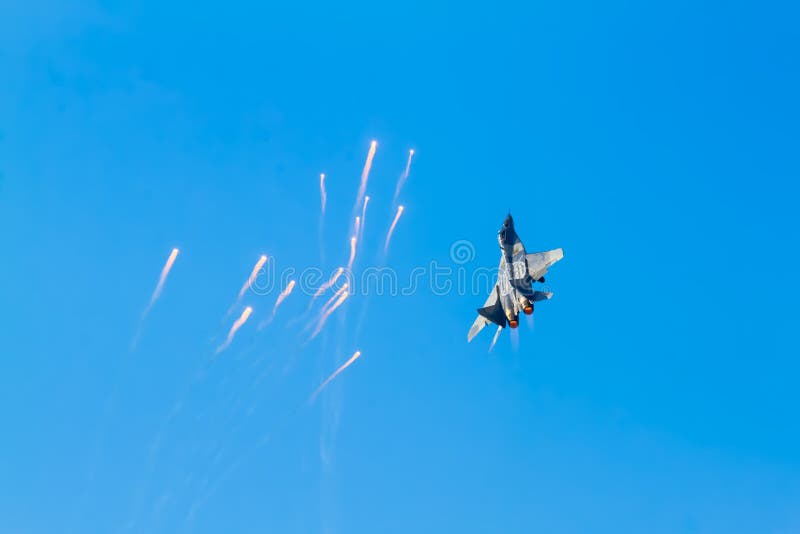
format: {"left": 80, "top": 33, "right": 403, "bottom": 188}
{"left": 467, "top": 214, "right": 564, "bottom": 342}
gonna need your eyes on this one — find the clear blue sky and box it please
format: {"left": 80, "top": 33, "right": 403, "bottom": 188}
{"left": 2, "top": 1, "right": 799, "bottom": 533}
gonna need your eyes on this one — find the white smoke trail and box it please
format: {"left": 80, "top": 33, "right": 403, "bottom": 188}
{"left": 310, "top": 290, "right": 349, "bottom": 340}
{"left": 392, "top": 149, "right": 415, "bottom": 205}
{"left": 383, "top": 205, "right": 405, "bottom": 255}
{"left": 488, "top": 325, "right": 503, "bottom": 352}
{"left": 313, "top": 267, "right": 344, "bottom": 299}
{"left": 358, "top": 195, "right": 370, "bottom": 242}
{"left": 319, "top": 173, "right": 327, "bottom": 216}
{"left": 216, "top": 306, "right": 253, "bottom": 354}
{"left": 259, "top": 280, "right": 296, "bottom": 329}
{"left": 309, "top": 350, "right": 363, "bottom": 403}
{"left": 346, "top": 236, "right": 357, "bottom": 271}
{"left": 142, "top": 248, "right": 180, "bottom": 319}
{"left": 238, "top": 255, "right": 267, "bottom": 301}
{"left": 353, "top": 140, "right": 377, "bottom": 214}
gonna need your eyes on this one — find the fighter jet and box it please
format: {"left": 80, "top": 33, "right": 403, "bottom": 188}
{"left": 467, "top": 214, "right": 563, "bottom": 342}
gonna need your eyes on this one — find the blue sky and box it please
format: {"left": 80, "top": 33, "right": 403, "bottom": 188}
{"left": 1, "top": 1, "right": 799, "bottom": 532}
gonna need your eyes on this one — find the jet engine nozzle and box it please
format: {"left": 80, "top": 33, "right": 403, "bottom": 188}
{"left": 509, "top": 319, "right": 519, "bottom": 328}
{"left": 523, "top": 305, "right": 533, "bottom": 315}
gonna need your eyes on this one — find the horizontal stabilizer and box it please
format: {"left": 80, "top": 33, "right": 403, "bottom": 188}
{"left": 478, "top": 300, "right": 507, "bottom": 328}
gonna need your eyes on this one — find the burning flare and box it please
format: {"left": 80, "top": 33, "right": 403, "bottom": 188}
{"left": 354, "top": 140, "right": 377, "bottom": 213}
{"left": 309, "top": 350, "right": 363, "bottom": 403}
{"left": 238, "top": 255, "right": 268, "bottom": 300}
{"left": 392, "top": 149, "right": 415, "bottom": 205}
{"left": 143, "top": 248, "right": 180, "bottom": 317}
{"left": 319, "top": 173, "right": 327, "bottom": 216}
{"left": 272, "top": 280, "right": 296, "bottom": 316}
{"left": 384, "top": 205, "right": 405, "bottom": 254}
{"left": 259, "top": 280, "right": 296, "bottom": 329}
{"left": 217, "top": 306, "right": 253, "bottom": 354}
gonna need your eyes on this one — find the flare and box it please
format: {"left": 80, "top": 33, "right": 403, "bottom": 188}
{"left": 319, "top": 173, "right": 327, "bottom": 216}
{"left": 354, "top": 140, "right": 377, "bottom": 213}
{"left": 309, "top": 350, "right": 363, "bottom": 403}
{"left": 383, "top": 205, "right": 405, "bottom": 254}
{"left": 216, "top": 306, "right": 253, "bottom": 354}
{"left": 238, "top": 255, "right": 268, "bottom": 300}
{"left": 142, "top": 248, "right": 180, "bottom": 318}
{"left": 392, "top": 149, "right": 415, "bottom": 204}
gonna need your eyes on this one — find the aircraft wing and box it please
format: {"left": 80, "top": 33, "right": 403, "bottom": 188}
{"left": 526, "top": 248, "right": 564, "bottom": 281}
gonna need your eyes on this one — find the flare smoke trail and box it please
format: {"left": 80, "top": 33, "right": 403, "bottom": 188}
{"left": 319, "top": 173, "right": 327, "bottom": 216}
{"left": 142, "top": 248, "right": 180, "bottom": 318}
{"left": 354, "top": 216, "right": 361, "bottom": 240}
{"left": 318, "top": 173, "right": 327, "bottom": 265}
{"left": 216, "top": 306, "right": 253, "bottom": 354}
{"left": 238, "top": 255, "right": 267, "bottom": 300}
{"left": 353, "top": 140, "right": 377, "bottom": 213}
{"left": 383, "top": 205, "right": 405, "bottom": 254}
{"left": 272, "top": 280, "right": 296, "bottom": 317}
{"left": 224, "top": 254, "right": 267, "bottom": 319}
{"left": 310, "top": 290, "right": 349, "bottom": 340}
{"left": 309, "top": 350, "right": 363, "bottom": 403}
{"left": 346, "top": 236, "right": 357, "bottom": 271}
{"left": 314, "top": 267, "right": 344, "bottom": 299}
{"left": 488, "top": 326, "right": 503, "bottom": 352}
{"left": 260, "top": 280, "right": 296, "bottom": 329}
{"left": 392, "top": 149, "right": 415, "bottom": 205}
{"left": 308, "top": 267, "right": 344, "bottom": 308}
{"left": 321, "top": 283, "right": 348, "bottom": 313}
{"left": 306, "top": 268, "right": 345, "bottom": 313}
{"left": 359, "top": 195, "right": 370, "bottom": 242}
